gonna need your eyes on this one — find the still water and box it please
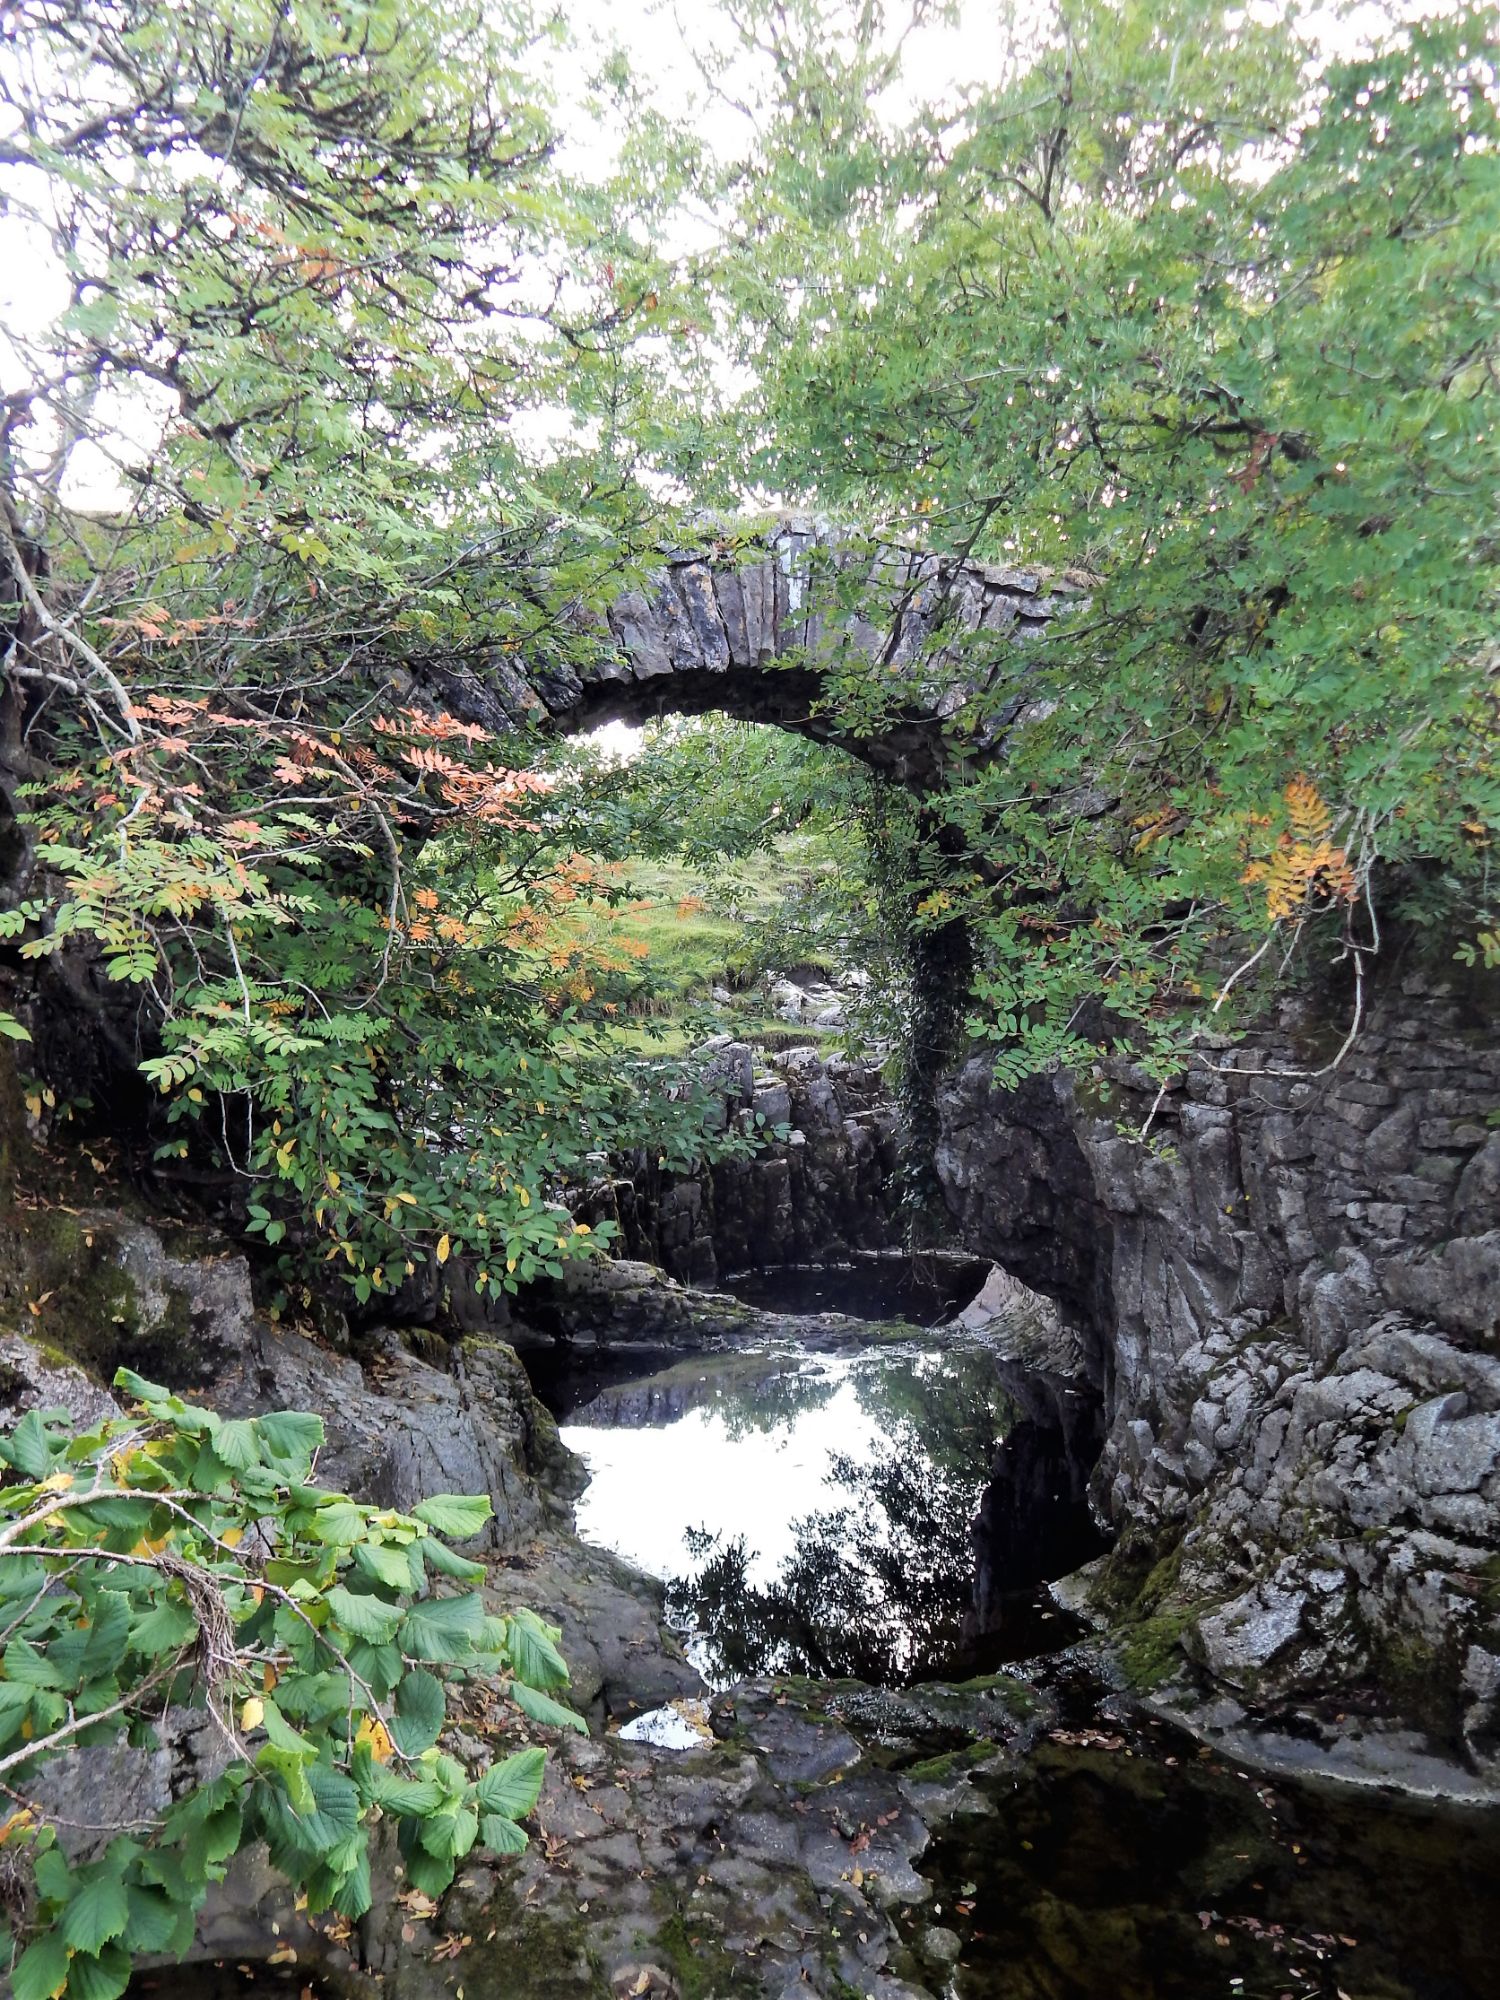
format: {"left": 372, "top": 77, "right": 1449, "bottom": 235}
{"left": 551, "top": 1339, "right": 1020, "bottom": 1684}
{"left": 525, "top": 1274, "right": 1500, "bottom": 2000}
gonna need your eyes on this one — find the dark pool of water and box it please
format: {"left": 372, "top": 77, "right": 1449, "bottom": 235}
{"left": 721, "top": 1253, "right": 991, "bottom": 1326}
{"left": 544, "top": 1337, "right": 1026, "bottom": 1686}
{"left": 926, "top": 1700, "right": 1500, "bottom": 2000}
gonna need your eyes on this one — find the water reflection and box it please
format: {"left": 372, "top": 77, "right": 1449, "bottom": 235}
{"left": 558, "top": 1343, "right": 1014, "bottom": 1686}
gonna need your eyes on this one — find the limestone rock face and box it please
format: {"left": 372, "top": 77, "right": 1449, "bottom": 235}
{"left": 936, "top": 965, "right": 1500, "bottom": 1757}
{"left": 577, "top": 1047, "right": 904, "bottom": 1288}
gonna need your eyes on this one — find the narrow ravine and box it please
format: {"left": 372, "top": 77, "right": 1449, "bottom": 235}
{"left": 515, "top": 1260, "right": 1500, "bottom": 2000}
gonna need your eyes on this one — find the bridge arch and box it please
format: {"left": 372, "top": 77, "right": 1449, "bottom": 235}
{"left": 414, "top": 522, "right": 1082, "bottom": 791}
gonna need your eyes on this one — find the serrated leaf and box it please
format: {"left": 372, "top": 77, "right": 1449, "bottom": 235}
{"left": 390, "top": 1667, "right": 446, "bottom": 1755}
{"left": 124, "top": 1884, "right": 182, "bottom": 1955}
{"left": 326, "top": 1585, "right": 403, "bottom": 1644}
{"left": 508, "top": 1682, "right": 587, "bottom": 1734}
{"left": 480, "top": 1812, "right": 528, "bottom": 1854}
{"left": 353, "top": 1539, "right": 419, "bottom": 1592}
{"left": 417, "top": 1535, "right": 486, "bottom": 1584}
{"left": 256, "top": 1409, "right": 324, "bottom": 1466}
{"left": 11, "top": 1930, "right": 71, "bottom": 2000}
{"left": 474, "top": 1746, "right": 546, "bottom": 1820}
{"left": 310, "top": 1500, "right": 368, "bottom": 1547}
{"left": 504, "top": 1609, "right": 570, "bottom": 1690}
{"left": 62, "top": 1944, "right": 132, "bottom": 2000}
{"left": 397, "top": 1591, "right": 485, "bottom": 1662}
{"left": 212, "top": 1418, "right": 262, "bottom": 1470}
{"left": 4, "top": 1409, "right": 58, "bottom": 1479}
{"left": 411, "top": 1493, "right": 492, "bottom": 1540}
{"left": 130, "top": 1598, "right": 199, "bottom": 1654}
{"left": 61, "top": 1872, "right": 131, "bottom": 1954}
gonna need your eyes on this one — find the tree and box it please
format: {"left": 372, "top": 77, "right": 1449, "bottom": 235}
{"left": 0, "top": 1374, "right": 584, "bottom": 2000}
{"left": 692, "top": 0, "right": 1500, "bottom": 1084}
{"left": 0, "top": 0, "right": 734, "bottom": 1301}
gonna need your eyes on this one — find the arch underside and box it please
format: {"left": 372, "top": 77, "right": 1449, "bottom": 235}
{"left": 415, "top": 525, "right": 1081, "bottom": 791}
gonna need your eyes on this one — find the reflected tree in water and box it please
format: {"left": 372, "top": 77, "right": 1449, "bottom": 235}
{"left": 668, "top": 1351, "right": 1014, "bottom": 1682}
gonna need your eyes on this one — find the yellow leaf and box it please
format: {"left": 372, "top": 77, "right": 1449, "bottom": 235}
{"left": 356, "top": 1716, "right": 395, "bottom": 1763}
{"left": 37, "top": 1471, "right": 73, "bottom": 1495}
{"left": 518, "top": 1188, "right": 530, "bottom": 1207}
{"left": 221, "top": 1525, "right": 245, "bottom": 1549}
{"left": 436, "top": 1234, "right": 451, "bottom": 1265}
{"left": 240, "top": 1696, "right": 265, "bottom": 1732}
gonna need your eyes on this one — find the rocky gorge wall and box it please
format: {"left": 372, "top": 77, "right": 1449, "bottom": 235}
{"left": 937, "top": 960, "right": 1500, "bottom": 1773}
{"left": 575, "top": 1040, "right": 905, "bottom": 1287}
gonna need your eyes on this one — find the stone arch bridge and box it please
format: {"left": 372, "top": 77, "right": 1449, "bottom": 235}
{"left": 414, "top": 521, "right": 1085, "bottom": 790}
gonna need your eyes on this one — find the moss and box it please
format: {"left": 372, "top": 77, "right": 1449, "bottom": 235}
{"left": 645, "top": 1902, "right": 758, "bottom": 2000}
{"left": 1115, "top": 1603, "right": 1202, "bottom": 1690}
{"left": 945, "top": 1671, "right": 1040, "bottom": 1716}
{"left": 1071, "top": 1072, "right": 1123, "bottom": 1122}
{"left": 1083, "top": 1526, "right": 1234, "bottom": 1692}
{"left": 904, "top": 1738, "right": 1001, "bottom": 1783}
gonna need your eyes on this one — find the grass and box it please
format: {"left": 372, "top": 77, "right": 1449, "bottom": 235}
{"left": 560, "top": 845, "right": 848, "bottom": 1059}
{"left": 605, "top": 1010, "right": 832, "bottom": 1058}
{"left": 606, "top": 851, "right": 842, "bottom": 1003}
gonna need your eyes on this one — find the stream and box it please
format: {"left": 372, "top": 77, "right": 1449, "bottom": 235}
{"left": 525, "top": 1261, "right": 1500, "bottom": 2000}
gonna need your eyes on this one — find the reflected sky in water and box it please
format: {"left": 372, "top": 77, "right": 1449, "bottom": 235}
{"left": 563, "top": 1353, "right": 882, "bottom": 1586}
{"left": 560, "top": 1342, "right": 1014, "bottom": 1683}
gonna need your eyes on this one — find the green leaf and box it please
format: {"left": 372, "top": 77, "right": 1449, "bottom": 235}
{"left": 80, "top": 1591, "right": 133, "bottom": 1677}
{"left": 11, "top": 1931, "right": 71, "bottom": 2000}
{"left": 123, "top": 1885, "right": 183, "bottom": 1955}
{"left": 326, "top": 1585, "right": 404, "bottom": 1644}
{"left": 397, "top": 1592, "right": 485, "bottom": 1662}
{"left": 61, "top": 1945, "right": 132, "bottom": 2000}
{"left": 508, "top": 1682, "right": 587, "bottom": 1734}
{"left": 417, "top": 1802, "right": 478, "bottom": 1861}
{"left": 480, "top": 1813, "right": 528, "bottom": 1854}
{"left": 504, "top": 1609, "right": 570, "bottom": 1690}
{"left": 256, "top": 1410, "right": 324, "bottom": 1466}
{"left": 474, "top": 1746, "right": 546, "bottom": 1820}
{"left": 256, "top": 1742, "right": 316, "bottom": 1815}
{"left": 212, "top": 1419, "right": 263, "bottom": 1471}
{"left": 390, "top": 1668, "right": 446, "bottom": 1755}
{"left": 311, "top": 1501, "right": 368, "bottom": 1547}
{"left": 129, "top": 1598, "right": 199, "bottom": 1654}
{"left": 0, "top": 1680, "right": 34, "bottom": 1745}
{"left": 417, "top": 1535, "right": 486, "bottom": 1584}
{"left": 410, "top": 1494, "right": 493, "bottom": 1541}
{"left": 61, "top": 1872, "right": 131, "bottom": 1954}
{"left": 5, "top": 1637, "right": 67, "bottom": 1688}
{"left": 399, "top": 1841, "right": 456, "bottom": 1900}
{"left": 369, "top": 1771, "right": 442, "bottom": 1818}
{"left": 110, "top": 1368, "right": 174, "bottom": 1409}
{"left": 5, "top": 1409, "right": 58, "bottom": 1479}
{"left": 352, "top": 1540, "right": 420, "bottom": 1593}
{"left": 329, "top": 1846, "right": 373, "bottom": 1920}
